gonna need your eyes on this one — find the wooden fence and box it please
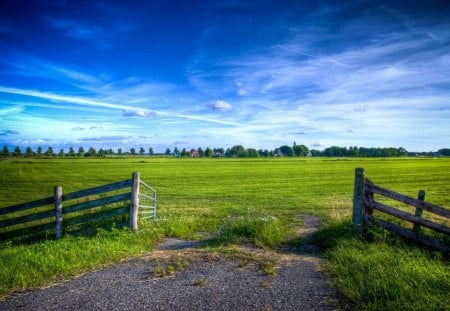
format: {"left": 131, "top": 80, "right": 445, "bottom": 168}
{"left": 0, "top": 172, "right": 145, "bottom": 242}
{"left": 352, "top": 168, "right": 450, "bottom": 253}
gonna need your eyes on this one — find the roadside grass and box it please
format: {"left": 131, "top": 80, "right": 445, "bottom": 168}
{"left": 0, "top": 227, "right": 162, "bottom": 296}
{"left": 313, "top": 219, "right": 450, "bottom": 310}
{"left": 0, "top": 157, "right": 449, "bottom": 307}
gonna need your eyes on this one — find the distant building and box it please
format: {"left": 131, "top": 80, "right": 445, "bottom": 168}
{"left": 191, "top": 149, "right": 199, "bottom": 157}
{"left": 274, "top": 148, "right": 283, "bottom": 157}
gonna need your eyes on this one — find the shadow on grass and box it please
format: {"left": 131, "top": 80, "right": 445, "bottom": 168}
{"left": 1, "top": 216, "right": 130, "bottom": 246}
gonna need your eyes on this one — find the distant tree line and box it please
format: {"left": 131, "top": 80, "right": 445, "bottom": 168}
{"left": 1, "top": 144, "right": 449, "bottom": 158}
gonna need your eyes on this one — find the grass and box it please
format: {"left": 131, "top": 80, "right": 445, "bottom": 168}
{"left": 0, "top": 157, "right": 449, "bottom": 309}
{"left": 212, "top": 210, "right": 290, "bottom": 248}
{"left": 153, "top": 256, "right": 189, "bottom": 278}
{"left": 0, "top": 227, "right": 161, "bottom": 295}
{"left": 194, "top": 276, "right": 207, "bottom": 287}
{"left": 313, "top": 219, "right": 450, "bottom": 310}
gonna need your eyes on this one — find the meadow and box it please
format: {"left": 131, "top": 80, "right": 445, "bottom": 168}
{"left": 0, "top": 157, "right": 449, "bottom": 309}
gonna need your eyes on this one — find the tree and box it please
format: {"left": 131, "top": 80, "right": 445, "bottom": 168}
{"left": 45, "top": 147, "right": 54, "bottom": 157}
{"left": 58, "top": 149, "right": 65, "bottom": 157}
{"left": 77, "top": 146, "right": 84, "bottom": 157}
{"left": 149, "top": 148, "right": 154, "bottom": 156}
{"left": 174, "top": 147, "right": 179, "bottom": 156}
{"left": 197, "top": 147, "right": 204, "bottom": 157}
{"left": 98, "top": 148, "right": 105, "bottom": 157}
{"left": 13, "top": 146, "right": 21, "bottom": 157}
{"left": 181, "top": 148, "right": 187, "bottom": 157}
{"left": 86, "top": 147, "right": 96, "bottom": 157}
{"left": 2, "top": 146, "right": 10, "bottom": 157}
{"left": 246, "top": 148, "right": 259, "bottom": 157}
{"left": 228, "top": 145, "right": 247, "bottom": 157}
{"left": 130, "top": 147, "right": 136, "bottom": 155}
{"left": 165, "top": 148, "right": 171, "bottom": 155}
{"left": 279, "top": 145, "right": 294, "bottom": 156}
{"left": 205, "top": 147, "right": 213, "bottom": 157}
{"left": 139, "top": 147, "right": 145, "bottom": 156}
{"left": 438, "top": 148, "right": 450, "bottom": 156}
{"left": 214, "top": 148, "right": 224, "bottom": 156}
{"left": 118, "top": 148, "right": 122, "bottom": 155}
{"left": 258, "top": 149, "right": 269, "bottom": 157}
{"left": 26, "top": 146, "right": 34, "bottom": 157}
{"left": 37, "top": 146, "right": 42, "bottom": 157}
{"left": 68, "top": 147, "right": 75, "bottom": 157}
{"left": 293, "top": 143, "right": 308, "bottom": 156}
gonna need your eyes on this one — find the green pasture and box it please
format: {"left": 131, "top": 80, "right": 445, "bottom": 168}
{"left": 1, "top": 157, "right": 449, "bottom": 218}
{"left": 0, "top": 157, "right": 449, "bottom": 309}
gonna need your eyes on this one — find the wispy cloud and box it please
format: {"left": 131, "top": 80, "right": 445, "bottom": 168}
{"left": 0, "top": 86, "right": 130, "bottom": 110}
{"left": 45, "top": 17, "right": 105, "bottom": 41}
{"left": 0, "top": 130, "right": 20, "bottom": 136}
{"left": 0, "top": 85, "right": 242, "bottom": 127}
{"left": 79, "top": 135, "right": 132, "bottom": 142}
{"left": 122, "top": 109, "right": 155, "bottom": 118}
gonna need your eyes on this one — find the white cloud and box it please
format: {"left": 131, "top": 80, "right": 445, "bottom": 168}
{"left": 211, "top": 100, "right": 232, "bottom": 111}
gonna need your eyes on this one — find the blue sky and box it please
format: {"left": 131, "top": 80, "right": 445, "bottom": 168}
{"left": 0, "top": 0, "right": 449, "bottom": 152}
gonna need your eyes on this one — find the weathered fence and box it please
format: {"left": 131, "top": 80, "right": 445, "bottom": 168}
{"left": 0, "top": 172, "right": 156, "bottom": 242}
{"left": 352, "top": 167, "right": 450, "bottom": 253}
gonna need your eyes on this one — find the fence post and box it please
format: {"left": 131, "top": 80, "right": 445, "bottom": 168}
{"left": 55, "top": 186, "right": 63, "bottom": 239}
{"left": 130, "top": 172, "right": 140, "bottom": 232}
{"left": 352, "top": 167, "right": 365, "bottom": 234}
{"left": 413, "top": 190, "right": 425, "bottom": 235}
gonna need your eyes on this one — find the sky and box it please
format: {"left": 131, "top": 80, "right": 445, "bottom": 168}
{"left": 0, "top": 0, "right": 449, "bottom": 152}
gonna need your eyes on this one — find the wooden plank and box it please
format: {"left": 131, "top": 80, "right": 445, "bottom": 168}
{"left": 55, "top": 186, "right": 63, "bottom": 239}
{"left": 0, "top": 222, "right": 55, "bottom": 241}
{"left": 413, "top": 190, "right": 425, "bottom": 234}
{"left": 365, "top": 183, "right": 450, "bottom": 219}
{"left": 63, "top": 193, "right": 130, "bottom": 215}
{"left": 65, "top": 207, "right": 128, "bottom": 227}
{"left": 0, "top": 196, "right": 54, "bottom": 216}
{"left": 62, "top": 179, "right": 132, "bottom": 201}
{"left": 0, "top": 209, "right": 54, "bottom": 228}
{"left": 364, "top": 215, "right": 450, "bottom": 253}
{"left": 366, "top": 200, "right": 450, "bottom": 236}
{"left": 352, "top": 168, "right": 365, "bottom": 234}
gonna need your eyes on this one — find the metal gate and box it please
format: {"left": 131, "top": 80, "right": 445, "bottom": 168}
{"left": 139, "top": 180, "right": 156, "bottom": 220}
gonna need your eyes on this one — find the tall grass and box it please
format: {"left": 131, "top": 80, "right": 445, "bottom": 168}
{"left": 313, "top": 219, "right": 450, "bottom": 310}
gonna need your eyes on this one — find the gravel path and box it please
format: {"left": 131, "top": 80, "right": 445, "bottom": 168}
{"left": 0, "top": 216, "right": 339, "bottom": 310}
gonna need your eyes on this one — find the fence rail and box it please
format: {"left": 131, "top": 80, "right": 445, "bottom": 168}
{"left": 352, "top": 167, "right": 450, "bottom": 253}
{"left": 0, "top": 172, "right": 155, "bottom": 242}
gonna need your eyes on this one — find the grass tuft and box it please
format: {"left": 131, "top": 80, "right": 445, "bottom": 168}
{"left": 194, "top": 276, "right": 207, "bottom": 287}
{"left": 212, "top": 211, "right": 290, "bottom": 248}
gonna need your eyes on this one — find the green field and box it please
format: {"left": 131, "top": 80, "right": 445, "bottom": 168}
{"left": 0, "top": 157, "right": 449, "bottom": 309}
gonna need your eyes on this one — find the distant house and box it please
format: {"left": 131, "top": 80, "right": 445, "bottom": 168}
{"left": 274, "top": 148, "right": 284, "bottom": 157}
{"left": 191, "top": 149, "right": 199, "bottom": 157}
